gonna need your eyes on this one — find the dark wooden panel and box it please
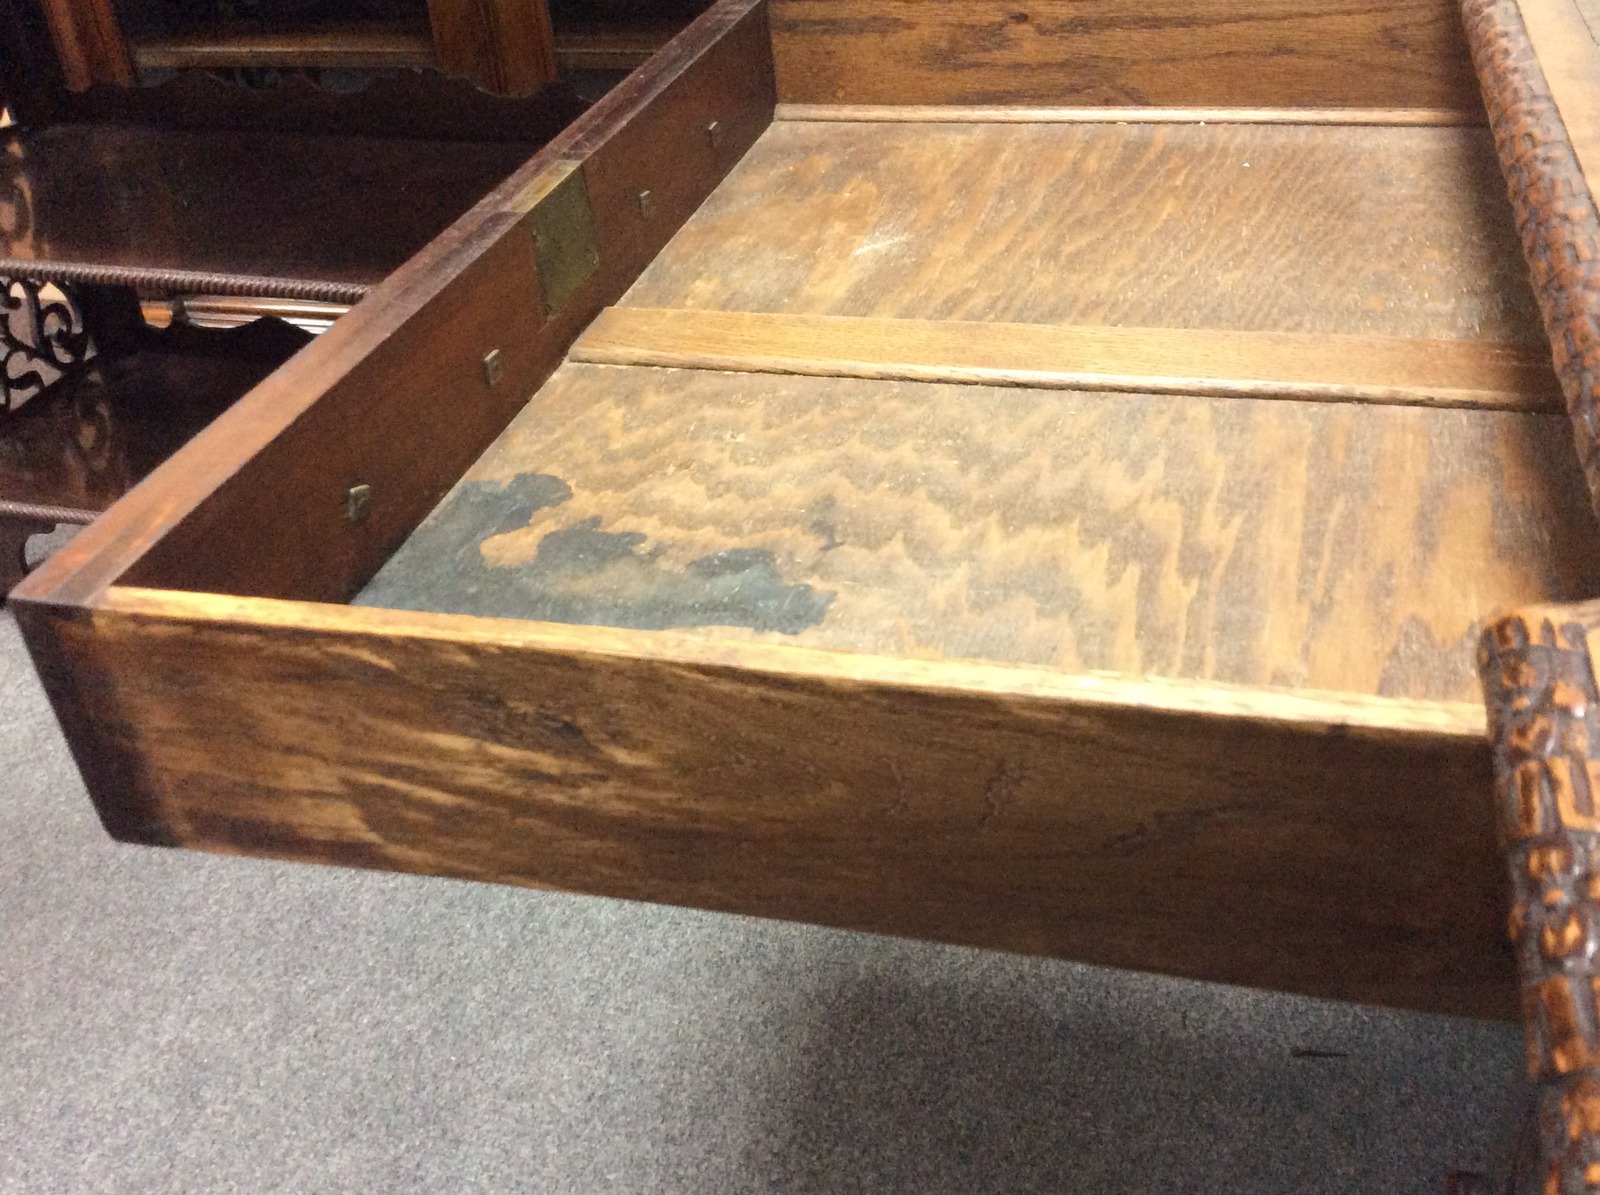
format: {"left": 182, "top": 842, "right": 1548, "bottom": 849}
{"left": 0, "top": 0, "right": 70, "bottom": 125}
{"left": 621, "top": 119, "right": 1544, "bottom": 342}
{"left": 553, "top": 14, "right": 686, "bottom": 70}
{"left": 10, "top": 0, "right": 775, "bottom": 609}
{"left": 130, "top": 21, "right": 438, "bottom": 70}
{"left": 14, "top": 586, "right": 1512, "bottom": 1019}
{"left": 428, "top": 0, "right": 558, "bottom": 96}
{"left": 0, "top": 320, "right": 311, "bottom": 514}
{"left": 31, "top": 63, "right": 592, "bottom": 142}
{"left": 0, "top": 122, "right": 537, "bottom": 285}
{"left": 39, "top": 0, "right": 133, "bottom": 90}
{"left": 769, "top": 0, "right": 1482, "bottom": 110}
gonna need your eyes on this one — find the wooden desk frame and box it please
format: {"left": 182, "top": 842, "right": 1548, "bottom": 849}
{"left": 12, "top": 0, "right": 1578, "bottom": 1047}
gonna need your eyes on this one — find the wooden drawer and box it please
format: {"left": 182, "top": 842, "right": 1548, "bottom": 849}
{"left": 16, "top": 0, "right": 1583, "bottom": 1023}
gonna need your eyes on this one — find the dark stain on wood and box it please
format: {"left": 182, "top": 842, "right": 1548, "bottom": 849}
{"left": 358, "top": 470, "right": 836, "bottom": 634}
{"left": 368, "top": 363, "right": 1600, "bottom": 702}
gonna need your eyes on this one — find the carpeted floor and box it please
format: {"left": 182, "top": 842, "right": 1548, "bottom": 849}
{"left": 0, "top": 606, "right": 1525, "bottom": 1193}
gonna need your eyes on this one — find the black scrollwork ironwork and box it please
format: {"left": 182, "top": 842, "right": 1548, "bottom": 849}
{"left": 1, "top": 276, "right": 94, "bottom": 414}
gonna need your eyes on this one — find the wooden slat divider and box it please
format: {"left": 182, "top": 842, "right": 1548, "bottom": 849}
{"left": 775, "top": 104, "right": 1484, "bottom": 126}
{"left": 572, "top": 307, "right": 1562, "bottom": 410}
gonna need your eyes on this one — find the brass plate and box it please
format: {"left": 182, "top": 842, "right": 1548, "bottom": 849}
{"left": 524, "top": 163, "right": 600, "bottom": 318}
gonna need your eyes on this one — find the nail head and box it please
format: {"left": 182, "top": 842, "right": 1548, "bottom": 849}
{"left": 345, "top": 483, "right": 373, "bottom": 523}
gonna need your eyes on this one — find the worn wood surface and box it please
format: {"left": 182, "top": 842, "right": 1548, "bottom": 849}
{"left": 1478, "top": 601, "right": 1600, "bottom": 1190}
{"left": 12, "top": 585, "right": 1510, "bottom": 1019}
{"left": 768, "top": 0, "right": 1481, "bottom": 111}
{"left": 573, "top": 307, "right": 1563, "bottom": 409}
{"left": 355, "top": 363, "right": 1600, "bottom": 703}
{"left": 38, "top": 0, "right": 133, "bottom": 90}
{"left": 621, "top": 120, "right": 1544, "bottom": 341}
{"left": 10, "top": 0, "right": 775, "bottom": 610}
{"left": 774, "top": 104, "right": 1485, "bottom": 125}
{"left": 428, "top": 0, "right": 558, "bottom": 96}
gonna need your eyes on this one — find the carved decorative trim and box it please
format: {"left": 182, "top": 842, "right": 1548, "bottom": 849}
{"left": 1, "top": 276, "right": 93, "bottom": 414}
{"left": 1462, "top": 0, "right": 1600, "bottom": 518}
{"left": 1480, "top": 607, "right": 1600, "bottom": 1195}
{"left": 0, "top": 258, "right": 371, "bottom": 306}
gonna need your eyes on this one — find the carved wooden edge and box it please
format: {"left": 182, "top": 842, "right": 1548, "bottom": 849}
{"left": 1479, "top": 602, "right": 1600, "bottom": 1194}
{"left": 0, "top": 259, "right": 372, "bottom": 305}
{"left": 1462, "top": 0, "right": 1600, "bottom": 517}
{"left": 1464, "top": 3, "right": 1600, "bottom": 1184}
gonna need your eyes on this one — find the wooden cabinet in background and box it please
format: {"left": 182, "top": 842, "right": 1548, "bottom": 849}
{"left": 26, "top": 0, "right": 696, "bottom": 96}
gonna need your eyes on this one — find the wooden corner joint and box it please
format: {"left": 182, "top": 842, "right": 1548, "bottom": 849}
{"left": 1480, "top": 604, "right": 1600, "bottom": 1191}
{"left": 1461, "top": 0, "right": 1600, "bottom": 519}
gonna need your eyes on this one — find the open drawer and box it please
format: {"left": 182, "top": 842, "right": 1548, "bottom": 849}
{"left": 14, "top": 0, "right": 1585, "bottom": 1028}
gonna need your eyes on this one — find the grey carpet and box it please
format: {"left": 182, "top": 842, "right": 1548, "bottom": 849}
{"left": 0, "top": 607, "right": 1524, "bottom": 1193}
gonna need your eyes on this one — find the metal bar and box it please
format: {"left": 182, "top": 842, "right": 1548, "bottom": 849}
{"left": 0, "top": 500, "right": 97, "bottom": 526}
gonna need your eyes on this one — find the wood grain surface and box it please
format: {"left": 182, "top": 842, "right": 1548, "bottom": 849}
{"left": 573, "top": 307, "right": 1563, "bottom": 409}
{"left": 14, "top": 585, "right": 1510, "bottom": 1019}
{"left": 768, "top": 0, "right": 1481, "bottom": 111}
{"left": 620, "top": 120, "right": 1545, "bottom": 341}
{"left": 354, "top": 363, "right": 1600, "bottom": 703}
